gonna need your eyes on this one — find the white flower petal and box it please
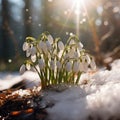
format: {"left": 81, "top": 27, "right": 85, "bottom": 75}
{"left": 19, "top": 64, "right": 26, "bottom": 74}
{"left": 56, "top": 61, "right": 62, "bottom": 70}
{"left": 85, "top": 54, "right": 91, "bottom": 64}
{"left": 23, "top": 42, "right": 29, "bottom": 51}
{"left": 79, "top": 61, "right": 88, "bottom": 72}
{"left": 58, "top": 50, "right": 63, "bottom": 58}
{"left": 58, "top": 41, "right": 64, "bottom": 50}
{"left": 78, "top": 42, "right": 83, "bottom": 50}
{"left": 90, "top": 58, "right": 96, "bottom": 70}
{"left": 31, "top": 54, "right": 37, "bottom": 62}
{"left": 39, "top": 41, "right": 48, "bottom": 54}
{"left": 38, "top": 58, "right": 45, "bottom": 70}
{"left": 50, "top": 60, "right": 55, "bottom": 70}
{"left": 73, "top": 61, "right": 80, "bottom": 73}
{"left": 47, "top": 35, "right": 53, "bottom": 44}
{"left": 65, "top": 62, "right": 72, "bottom": 72}
{"left": 46, "top": 41, "right": 51, "bottom": 51}
{"left": 26, "top": 48, "right": 31, "bottom": 57}
{"left": 30, "top": 47, "right": 37, "bottom": 55}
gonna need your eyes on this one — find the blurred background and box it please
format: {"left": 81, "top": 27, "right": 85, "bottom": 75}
{"left": 0, "top": 0, "right": 120, "bottom": 71}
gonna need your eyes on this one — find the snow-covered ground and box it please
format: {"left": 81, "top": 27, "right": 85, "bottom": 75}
{"left": 0, "top": 59, "right": 120, "bottom": 120}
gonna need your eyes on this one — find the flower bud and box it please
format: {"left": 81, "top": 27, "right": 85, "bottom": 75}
{"left": 90, "top": 58, "right": 96, "bottom": 70}
{"left": 73, "top": 61, "right": 80, "bottom": 73}
{"left": 46, "top": 41, "right": 51, "bottom": 51}
{"left": 38, "top": 58, "right": 45, "bottom": 70}
{"left": 58, "top": 41, "right": 64, "bottom": 50}
{"left": 19, "top": 64, "right": 26, "bottom": 74}
{"left": 30, "top": 47, "right": 37, "bottom": 56}
{"left": 56, "top": 61, "right": 62, "bottom": 70}
{"left": 23, "top": 42, "right": 29, "bottom": 51}
{"left": 47, "top": 35, "right": 53, "bottom": 44}
{"left": 85, "top": 54, "right": 91, "bottom": 64}
{"left": 50, "top": 60, "right": 55, "bottom": 70}
{"left": 65, "top": 62, "right": 72, "bottom": 72}
{"left": 79, "top": 61, "right": 88, "bottom": 72}
{"left": 31, "top": 54, "right": 36, "bottom": 62}
{"left": 26, "top": 48, "right": 31, "bottom": 57}
{"left": 39, "top": 41, "right": 48, "bottom": 54}
{"left": 78, "top": 42, "right": 83, "bottom": 50}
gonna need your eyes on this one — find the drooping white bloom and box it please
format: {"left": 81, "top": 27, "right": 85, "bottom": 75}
{"left": 65, "top": 61, "right": 72, "bottom": 72}
{"left": 85, "top": 54, "right": 91, "bottom": 64}
{"left": 58, "top": 41, "right": 64, "bottom": 50}
{"left": 26, "top": 48, "right": 31, "bottom": 57}
{"left": 78, "top": 42, "right": 83, "bottom": 50}
{"left": 47, "top": 34, "right": 53, "bottom": 44}
{"left": 58, "top": 50, "right": 63, "bottom": 58}
{"left": 73, "top": 61, "right": 80, "bottom": 73}
{"left": 39, "top": 41, "right": 48, "bottom": 54}
{"left": 56, "top": 60, "right": 62, "bottom": 70}
{"left": 19, "top": 64, "right": 26, "bottom": 74}
{"left": 46, "top": 41, "right": 51, "bottom": 51}
{"left": 90, "top": 57, "right": 96, "bottom": 70}
{"left": 79, "top": 61, "right": 88, "bottom": 72}
{"left": 26, "top": 63, "right": 31, "bottom": 70}
{"left": 30, "top": 46, "right": 37, "bottom": 56}
{"left": 31, "top": 54, "right": 36, "bottom": 62}
{"left": 50, "top": 60, "right": 55, "bottom": 70}
{"left": 22, "top": 42, "right": 29, "bottom": 51}
{"left": 38, "top": 58, "right": 45, "bottom": 70}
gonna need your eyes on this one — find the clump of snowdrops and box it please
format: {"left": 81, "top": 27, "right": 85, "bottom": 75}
{"left": 20, "top": 32, "right": 96, "bottom": 89}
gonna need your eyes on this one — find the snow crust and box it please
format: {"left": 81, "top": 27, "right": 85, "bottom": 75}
{"left": 45, "top": 59, "right": 120, "bottom": 120}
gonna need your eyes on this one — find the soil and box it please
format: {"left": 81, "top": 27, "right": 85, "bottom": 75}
{"left": 0, "top": 87, "right": 53, "bottom": 120}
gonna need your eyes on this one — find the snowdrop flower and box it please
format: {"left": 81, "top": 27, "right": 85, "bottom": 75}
{"left": 58, "top": 41, "right": 64, "bottom": 50}
{"left": 58, "top": 50, "right": 63, "bottom": 58}
{"left": 90, "top": 58, "right": 96, "bottom": 70}
{"left": 30, "top": 46, "right": 37, "bottom": 56}
{"left": 19, "top": 64, "right": 26, "bottom": 74}
{"left": 23, "top": 42, "right": 29, "bottom": 51}
{"left": 31, "top": 54, "right": 36, "bottom": 62}
{"left": 26, "top": 48, "right": 31, "bottom": 57}
{"left": 38, "top": 58, "right": 45, "bottom": 70}
{"left": 26, "top": 63, "right": 31, "bottom": 70}
{"left": 65, "top": 61, "right": 72, "bottom": 72}
{"left": 80, "top": 61, "right": 88, "bottom": 72}
{"left": 56, "top": 60, "right": 62, "bottom": 70}
{"left": 50, "top": 60, "right": 55, "bottom": 70}
{"left": 85, "top": 54, "right": 91, "bottom": 64}
{"left": 39, "top": 41, "right": 48, "bottom": 54}
{"left": 78, "top": 42, "right": 83, "bottom": 50}
{"left": 47, "top": 34, "right": 53, "bottom": 44}
{"left": 73, "top": 61, "right": 80, "bottom": 73}
{"left": 46, "top": 41, "right": 51, "bottom": 51}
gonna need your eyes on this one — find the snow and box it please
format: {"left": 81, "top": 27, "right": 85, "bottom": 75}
{"left": 0, "top": 59, "right": 120, "bottom": 119}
